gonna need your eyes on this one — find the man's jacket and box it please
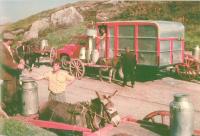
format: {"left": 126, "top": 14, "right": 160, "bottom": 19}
{"left": 122, "top": 52, "right": 137, "bottom": 72}
{"left": 0, "top": 42, "right": 20, "bottom": 80}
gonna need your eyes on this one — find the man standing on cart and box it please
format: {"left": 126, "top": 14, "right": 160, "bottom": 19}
{"left": 121, "top": 47, "right": 137, "bottom": 88}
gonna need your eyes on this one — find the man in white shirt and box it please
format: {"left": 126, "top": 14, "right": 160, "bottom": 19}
{"left": 34, "top": 59, "right": 75, "bottom": 102}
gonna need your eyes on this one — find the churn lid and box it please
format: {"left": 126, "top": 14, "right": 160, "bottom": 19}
{"left": 20, "top": 76, "right": 35, "bottom": 82}
{"left": 174, "top": 93, "right": 189, "bottom": 102}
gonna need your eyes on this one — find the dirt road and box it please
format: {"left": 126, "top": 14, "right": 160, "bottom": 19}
{"left": 23, "top": 65, "right": 200, "bottom": 132}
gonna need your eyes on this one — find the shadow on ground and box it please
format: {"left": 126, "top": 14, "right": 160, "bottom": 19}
{"left": 139, "top": 120, "right": 170, "bottom": 136}
{"left": 84, "top": 67, "right": 171, "bottom": 83}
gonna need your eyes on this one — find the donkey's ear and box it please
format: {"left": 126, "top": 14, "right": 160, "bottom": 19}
{"left": 95, "top": 91, "right": 98, "bottom": 96}
{"left": 108, "top": 90, "right": 118, "bottom": 98}
{"left": 95, "top": 91, "right": 102, "bottom": 99}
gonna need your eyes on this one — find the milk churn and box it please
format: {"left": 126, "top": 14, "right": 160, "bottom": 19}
{"left": 85, "top": 49, "right": 91, "bottom": 62}
{"left": 20, "top": 76, "right": 39, "bottom": 116}
{"left": 41, "top": 39, "right": 48, "bottom": 50}
{"left": 79, "top": 47, "right": 86, "bottom": 60}
{"left": 86, "top": 29, "right": 97, "bottom": 62}
{"left": 86, "top": 29, "right": 97, "bottom": 37}
{"left": 91, "top": 49, "right": 99, "bottom": 63}
{"left": 170, "top": 93, "right": 194, "bottom": 136}
{"left": 194, "top": 45, "right": 200, "bottom": 60}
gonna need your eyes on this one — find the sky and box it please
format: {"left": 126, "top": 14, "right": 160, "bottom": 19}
{"left": 0, "top": 0, "right": 79, "bottom": 25}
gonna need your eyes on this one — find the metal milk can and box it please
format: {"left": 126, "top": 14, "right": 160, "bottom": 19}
{"left": 86, "top": 29, "right": 97, "bottom": 62}
{"left": 79, "top": 47, "right": 86, "bottom": 60}
{"left": 86, "top": 29, "right": 97, "bottom": 37}
{"left": 194, "top": 45, "right": 200, "bottom": 60}
{"left": 91, "top": 49, "right": 99, "bottom": 63}
{"left": 170, "top": 93, "right": 194, "bottom": 136}
{"left": 20, "top": 76, "right": 39, "bottom": 116}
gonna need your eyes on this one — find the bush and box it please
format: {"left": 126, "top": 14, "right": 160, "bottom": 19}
{"left": 118, "top": 10, "right": 132, "bottom": 19}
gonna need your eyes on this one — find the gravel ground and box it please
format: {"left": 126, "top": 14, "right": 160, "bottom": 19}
{"left": 22, "top": 65, "right": 200, "bottom": 135}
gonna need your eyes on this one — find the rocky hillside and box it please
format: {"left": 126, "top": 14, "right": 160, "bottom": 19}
{"left": 7, "top": 0, "right": 200, "bottom": 50}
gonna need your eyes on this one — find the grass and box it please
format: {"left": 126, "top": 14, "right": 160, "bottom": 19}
{"left": 43, "top": 22, "right": 87, "bottom": 48}
{"left": 0, "top": 118, "right": 57, "bottom": 136}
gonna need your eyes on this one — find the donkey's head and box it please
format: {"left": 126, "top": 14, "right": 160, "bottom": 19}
{"left": 95, "top": 90, "right": 120, "bottom": 127}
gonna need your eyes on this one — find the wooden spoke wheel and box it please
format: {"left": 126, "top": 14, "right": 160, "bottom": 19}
{"left": 143, "top": 110, "right": 170, "bottom": 126}
{"left": 49, "top": 47, "right": 57, "bottom": 65}
{"left": 69, "top": 59, "right": 85, "bottom": 79}
{"left": 175, "top": 54, "right": 200, "bottom": 80}
{"left": 61, "top": 55, "right": 70, "bottom": 70}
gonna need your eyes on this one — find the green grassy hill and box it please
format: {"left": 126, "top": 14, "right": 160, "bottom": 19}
{"left": 8, "top": 1, "right": 200, "bottom": 50}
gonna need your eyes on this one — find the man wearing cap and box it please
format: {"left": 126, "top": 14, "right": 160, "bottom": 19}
{"left": 0, "top": 31, "right": 25, "bottom": 115}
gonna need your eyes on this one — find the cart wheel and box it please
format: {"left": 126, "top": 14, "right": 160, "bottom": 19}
{"left": 175, "top": 54, "right": 200, "bottom": 80}
{"left": 49, "top": 47, "right": 57, "bottom": 65}
{"left": 69, "top": 59, "right": 85, "bottom": 79}
{"left": 61, "top": 55, "right": 70, "bottom": 70}
{"left": 143, "top": 110, "right": 170, "bottom": 126}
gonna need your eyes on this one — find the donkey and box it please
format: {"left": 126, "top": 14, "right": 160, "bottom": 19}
{"left": 39, "top": 90, "right": 119, "bottom": 131}
{"left": 97, "top": 57, "right": 121, "bottom": 83}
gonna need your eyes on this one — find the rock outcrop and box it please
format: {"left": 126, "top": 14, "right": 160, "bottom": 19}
{"left": 24, "top": 18, "right": 50, "bottom": 41}
{"left": 105, "top": 0, "right": 124, "bottom": 5}
{"left": 12, "top": 29, "right": 24, "bottom": 35}
{"left": 50, "top": 7, "right": 84, "bottom": 27}
{"left": 23, "top": 7, "right": 84, "bottom": 41}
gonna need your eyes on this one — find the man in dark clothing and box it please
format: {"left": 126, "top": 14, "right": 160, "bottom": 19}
{"left": 121, "top": 47, "right": 137, "bottom": 88}
{"left": 0, "top": 31, "right": 25, "bottom": 115}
